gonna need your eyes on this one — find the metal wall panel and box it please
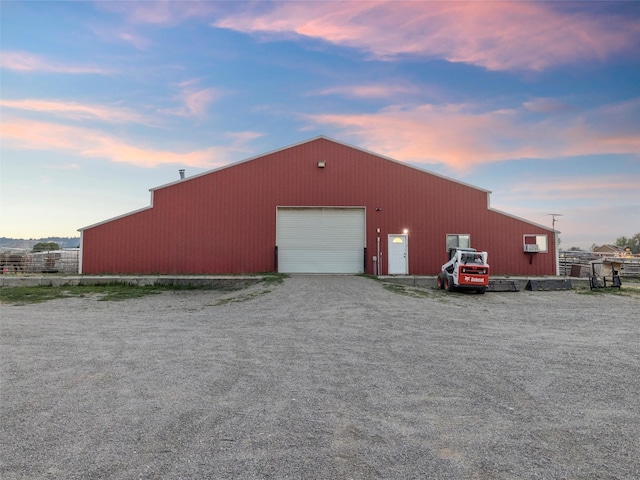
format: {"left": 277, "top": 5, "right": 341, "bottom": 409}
{"left": 80, "top": 137, "right": 556, "bottom": 275}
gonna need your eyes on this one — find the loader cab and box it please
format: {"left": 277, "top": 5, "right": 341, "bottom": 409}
{"left": 448, "top": 247, "right": 478, "bottom": 260}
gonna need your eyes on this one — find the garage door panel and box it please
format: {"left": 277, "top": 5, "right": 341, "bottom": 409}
{"left": 277, "top": 208, "right": 365, "bottom": 274}
{"left": 278, "top": 251, "right": 360, "bottom": 274}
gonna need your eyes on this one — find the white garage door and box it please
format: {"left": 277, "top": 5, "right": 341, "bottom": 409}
{"left": 277, "top": 207, "right": 365, "bottom": 273}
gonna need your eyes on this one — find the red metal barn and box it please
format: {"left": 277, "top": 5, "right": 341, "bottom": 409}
{"left": 79, "top": 137, "right": 557, "bottom": 276}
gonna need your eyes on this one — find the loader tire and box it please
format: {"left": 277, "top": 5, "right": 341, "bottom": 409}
{"left": 445, "top": 276, "right": 455, "bottom": 292}
{"left": 436, "top": 274, "right": 445, "bottom": 289}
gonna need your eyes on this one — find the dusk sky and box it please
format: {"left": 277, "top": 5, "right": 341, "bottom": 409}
{"left": 1, "top": 1, "right": 639, "bottom": 250}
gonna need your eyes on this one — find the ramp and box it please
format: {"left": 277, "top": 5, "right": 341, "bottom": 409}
{"left": 526, "top": 278, "right": 573, "bottom": 291}
{"left": 487, "top": 279, "right": 520, "bottom": 292}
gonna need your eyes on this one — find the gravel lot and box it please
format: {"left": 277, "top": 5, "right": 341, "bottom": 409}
{"left": 1, "top": 275, "right": 639, "bottom": 479}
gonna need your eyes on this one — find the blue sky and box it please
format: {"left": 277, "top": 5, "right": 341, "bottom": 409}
{"left": 1, "top": 1, "right": 638, "bottom": 249}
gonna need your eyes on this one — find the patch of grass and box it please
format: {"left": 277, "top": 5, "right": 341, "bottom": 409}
{"left": 0, "top": 286, "right": 72, "bottom": 305}
{"left": 358, "top": 273, "right": 383, "bottom": 282}
{"left": 1, "top": 274, "right": 288, "bottom": 306}
{"left": 211, "top": 274, "right": 286, "bottom": 306}
{"left": 0, "top": 281, "right": 255, "bottom": 305}
{"left": 409, "top": 288, "right": 431, "bottom": 298}
{"left": 94, "top": 284, "right": 164, "bottom": 301}
{"left": 383, "top": 283, "right": 406, "bottom": 295}
{"left": 382, "top": 282, "right": 431, "bottom": 298}
{"left": 0, "top": 284, "right": 166, "bottom": 305}
{"left": 363, "top": 274, "right": 433, "bottom": 298}
{"left": 575, "top": 286, "right": 640, "bottom": 296}
{"left": 260, "top": 273, "right": 288, "bottom": 285}
{"left": 214, "top": 289, "right": 272, "bottom": 306}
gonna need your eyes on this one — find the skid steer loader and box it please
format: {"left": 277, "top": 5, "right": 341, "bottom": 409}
{"left": 436, "top": 248, "right": 489, "bottom": 294}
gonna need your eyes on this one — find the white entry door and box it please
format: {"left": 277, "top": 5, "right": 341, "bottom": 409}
{"left": 388, "top": 234, "right": 408, "bottom": 275}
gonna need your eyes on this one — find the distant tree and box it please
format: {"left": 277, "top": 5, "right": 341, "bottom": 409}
{"left": 568, "top": 246, "right": 583, "bottom": 251}
{"left": 616, "top": 236, "right": 629, "bottom": 247}
{"left": 615, "top": 233, "right": 640, "bottom": 254}
{"left": 32, "top": 242, "right": 59, "bottom": 252}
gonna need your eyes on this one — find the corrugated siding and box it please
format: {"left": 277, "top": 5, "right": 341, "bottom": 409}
{"left": 81, "top": 137, "right": 556, "bottom": 275}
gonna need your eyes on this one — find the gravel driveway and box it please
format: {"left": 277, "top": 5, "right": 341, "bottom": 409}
{"left": 1, "top": 275, "right": 639, "bottom": 479}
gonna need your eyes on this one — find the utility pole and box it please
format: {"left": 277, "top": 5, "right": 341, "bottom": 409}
{"left": 549, "top": 213, "right": 563, "bottom": 276}
{"left": 549, "top": 213, "right": 563, "bottom": 231}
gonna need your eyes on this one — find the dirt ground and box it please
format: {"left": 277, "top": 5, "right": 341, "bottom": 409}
{"left": 1, "top": 275, "right": 639, "bottom": 479}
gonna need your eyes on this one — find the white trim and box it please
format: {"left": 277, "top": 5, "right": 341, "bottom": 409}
{"left": 78, "top": 192, "right": 155, "bottom": 232}
{"left": 554, "top": 231, "right": 560, "bottom": 276}
{"left": 487, "top": 193, "right": 555, "bottom": 233}
{"left": 78, "top": 232, "right": 83, "bottom": 274}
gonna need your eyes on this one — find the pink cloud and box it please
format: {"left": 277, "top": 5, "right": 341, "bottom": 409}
{"left": 0, "top": 51, "right": 112, "bottom": 74}
{"left": 304, "top": 99, "right": 640, "bottom": 170}
{"left": 314, "top": 83, "right": 423, "bottom": 99}
{"left": 0, "top": 119, "right": 258, "bottom": 169}
{"left": 87, "top": 22, "right": 153, "bottom": 50}
{"left": 501, "top": 176, "right": 640, "bottom": 202}
{"left": 0, "top": 99, "right": 152, "bottom": 124}
{"left": 46, "top": 163, "right": 82, "bottom": 170}
{"left": 487, "top": 173, "right": 639, "bottom": 249}
{"left": 489, "top": 203, "right": 634, "bottom": 250}
{"left": 224, "top": 131, "right": 265, "bottom": 143}
{"left": 159, "top": 81, "right": 226, "bottom": 118}
{"left": 98, "top": 1, "right": 220, "bottom": 26}
{"left": 214, "top": 2, "right": 639, "bottom": 71}
{"left": 304, "top": 104, "right": 529, "bottom": 168}
{"left": 117, "top": 32, "right": 151, "bottom": 50}
{"left": 523, "top": 98, "right": 574, "bottom": 114}
{"left": 181, "top": 88, "right": 221, "bottom": 117}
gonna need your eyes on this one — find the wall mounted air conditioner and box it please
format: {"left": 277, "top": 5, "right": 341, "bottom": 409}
{"left": 524, "top": 244, "right": 540, "bottom": 253}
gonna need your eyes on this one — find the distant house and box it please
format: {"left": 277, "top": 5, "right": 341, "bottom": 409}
{"left": 79, "top": 136, "right": 557, "bottom": 276}
{"left": 592, "top": 245, "right": 627, "bottom": 257}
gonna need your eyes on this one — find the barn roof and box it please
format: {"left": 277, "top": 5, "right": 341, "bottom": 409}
{"left": 79, "top": 136, "right": 554, "bottom": 233}
{"left": 151, "top": 136, "right": 491, "bottom": 194}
